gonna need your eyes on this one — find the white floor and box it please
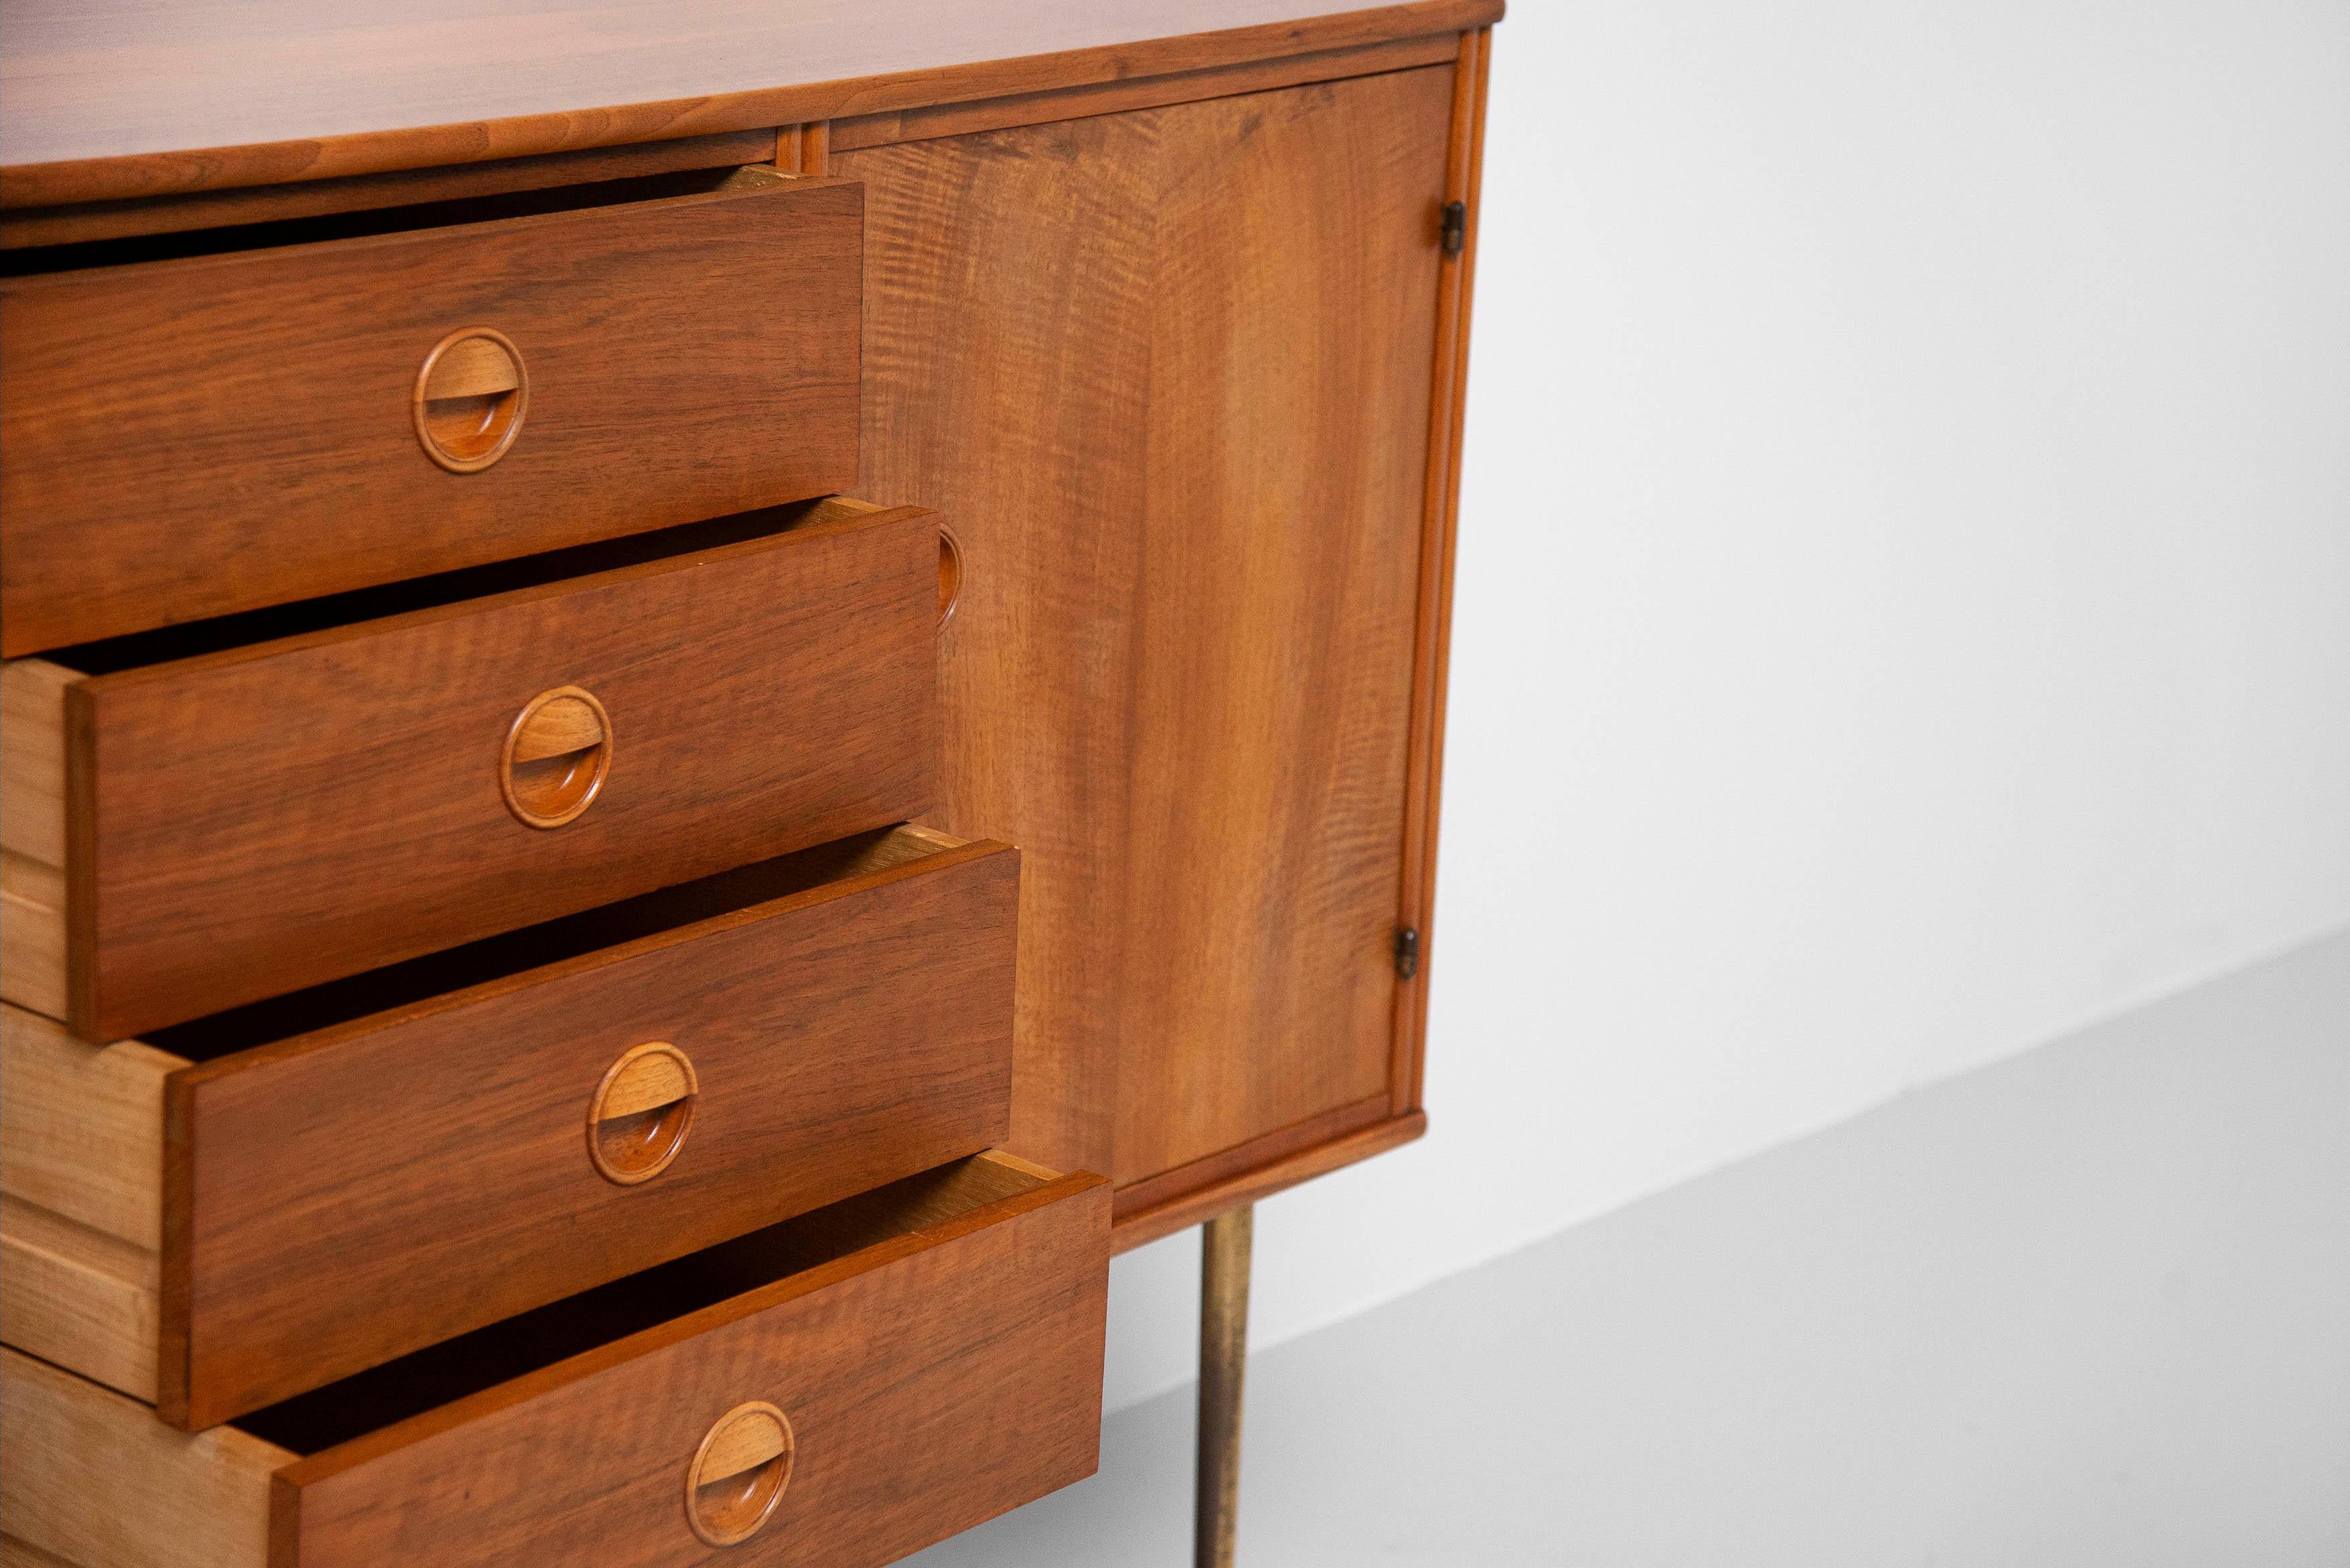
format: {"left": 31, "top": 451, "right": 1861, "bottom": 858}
{"left": 909, "top": 928, "right": 2350, "bottom": 1566}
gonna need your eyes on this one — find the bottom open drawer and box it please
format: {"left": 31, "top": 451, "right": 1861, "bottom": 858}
{"left": 0, "top": 1152, "right": 1109, "bottom": 1568}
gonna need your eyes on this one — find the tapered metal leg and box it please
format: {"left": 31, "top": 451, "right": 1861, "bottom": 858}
{"left": 1196, "top": 1204, "right": 1254, "bottom": 1568}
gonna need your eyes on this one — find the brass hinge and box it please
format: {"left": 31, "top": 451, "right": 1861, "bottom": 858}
{"left": 1440, "top": 200, "right": 1468, "bottom": 257}
{"left": 1393, "top": 926, "right": 1421, "bottom": 979}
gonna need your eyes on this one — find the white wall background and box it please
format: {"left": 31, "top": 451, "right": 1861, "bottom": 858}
{"left": 1104, "top": 0, "right": 2350, "bottom": 1412}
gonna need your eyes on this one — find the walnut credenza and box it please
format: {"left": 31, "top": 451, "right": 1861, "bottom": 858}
{"left": 0, "top": 3, "right": 1497, "bottom": 1563}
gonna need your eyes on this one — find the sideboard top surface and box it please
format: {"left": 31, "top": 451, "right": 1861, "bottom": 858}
{"left": 0, "top": 0, "right": 1502, "bottom": 206}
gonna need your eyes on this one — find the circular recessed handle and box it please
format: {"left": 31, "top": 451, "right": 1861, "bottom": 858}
{"left": 414, "top": 328, "right": 528, "bottom": 473}
{"left": 936, "top": 521, "right": 965, "bottom": 636}
{"left": 587, "top": 1041, "right": 697, "bottom": 1185}
{"left": 501, "top": 685, "right": 610, "bottom": 829}
{"left": 686, "top": 1401, "right": 794, "bottom": 1547}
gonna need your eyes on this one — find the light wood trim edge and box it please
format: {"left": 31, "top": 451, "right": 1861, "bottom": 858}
{"left": 1, "top": 660, "right": 75, "bottom": 867}
{"left": 62, "top": 678, "right": 99, "bottom": 1040}
{"left": 1391, "top": 26, "right": 1491, "bottom": 1118}
{"left": 1, "top": 659, "right": 76, "bottom": 1025}
{"left": 0, "top": 1195, "right": 159, "bottom": 1402}
{"left": 0, "top": 1003, "right": 182, "bottom": 1241}
{"left": 1111, "top": 1112, "right": 1427, "bottom": 1253}
{"left": 0, "top": 852, "right": 68, "bottom": 1024}
{"left": 0, "top": 1, "right": 1506, "bottom": 209}
{"left": 976, "top": 1148, "right": 1064, "bottom": 1183}
{"left": 1, "top": 1346, "right": 293, "bottom": 1568}
{"left": 1, "top": 1003, "right": 184, "bottom": 1404}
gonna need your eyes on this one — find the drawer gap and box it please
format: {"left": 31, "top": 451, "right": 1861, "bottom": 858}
{"left": 231, "top": 1151, "right": 1055, "bottom": 1455}
{"left": 145, "top": 824, "right": 965, "bottom": 1064}
{"left": 46, "top": 497, "right": 865, "bottom": 678}
{"left": 0, "top": 164, "right": 792, "bottom": 279}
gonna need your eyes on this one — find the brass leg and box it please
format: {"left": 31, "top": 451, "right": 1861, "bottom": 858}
{"left": 1196, "top": 1205, "right": 1254, "bottom": 1568}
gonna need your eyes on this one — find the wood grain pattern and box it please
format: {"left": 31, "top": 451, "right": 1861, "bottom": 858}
{"left": 0, "top": 129, "right": 778, "bottom": 250}
{"left": 845, "top": 66, "right": 1450, "bottom": 1192}
{"left": 847, "top": 107, "right": 1158, "bottom": 1183}
{"left": 0, "top": 1, "right": 1506, "bottom": 207}
{"left": 0, "top": 1347, "right": 293, "bottom": 1568}
{"left": 1115, "top": 69, "right": 1446, "bottom": 1181}
{"left": 165, "top": 829, "right": 1019, "bottom": 1428}
{"left": 1, "top": 1533, "right": 77, "bottom": 1567}
{"left": 269, "top": 1163, "right": 1109, "bottom": 1568}
{"left": 0, "top": 170, "right": 861, "bottom": 654}
{"left": 50, "top": 501, "right": 936, "bottom": 1041}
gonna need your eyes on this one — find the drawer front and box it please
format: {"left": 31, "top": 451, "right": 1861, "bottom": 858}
{"left": 0, "top": 170, "right": 861, "bottom": 656}
{"left": 66, "top": 503, "right": 935, "bottom": 1041}
{"left": 167, "top": 832, "right": 1018, "bottom": 1429}
{"left": 0, "top": 1159, "right": 1109, "bottom": 1568}
{"left": 276, "top": 1163, "right": 1110, "bottom": 1568}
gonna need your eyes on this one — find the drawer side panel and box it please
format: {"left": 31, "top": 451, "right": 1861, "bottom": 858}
{"left": 0, "top": 1346, "right": 291, "bottom": 1568}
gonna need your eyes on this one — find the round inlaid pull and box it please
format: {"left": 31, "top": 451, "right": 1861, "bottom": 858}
{"left": 501, "top": 686, "right": 610, "bottom": 829}
{"left": 686, "top": 1401, "right": 795, "bottom": 1547}
{"left": 414, "top": 328, "right": 528, "bottom": 473}
{"left": 936, "top": 521, "right": 965, "bottom": 635}
{"left": 587, "top": 1042, "right": 696, "bottom": 1185}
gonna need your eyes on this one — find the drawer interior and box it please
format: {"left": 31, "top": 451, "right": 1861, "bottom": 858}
{"left": 147, "top": 821, "right": 966, "bottom": 1063}
{"left": 0, "top": 164, "right": 790, "bottom": 279}
{"left": 231, "top": 1151, "right": 1061, "bottom": 1456}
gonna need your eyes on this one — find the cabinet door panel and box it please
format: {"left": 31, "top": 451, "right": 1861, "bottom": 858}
{"left": 843, "top": 65, "right": 1450, "bottom": 1192}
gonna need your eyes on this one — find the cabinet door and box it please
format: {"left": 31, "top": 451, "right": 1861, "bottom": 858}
{"left": 843, "top": 63, "right": 1454, "bottom": 1204}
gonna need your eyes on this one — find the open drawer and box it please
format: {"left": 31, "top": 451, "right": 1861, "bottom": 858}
{"left": 0, "top": 165, "right": 863, "bottom": 655}
{"left": 0, "top": 1152, "right": 1110, "bottom": 1567}
{"left": 0, "top": 825, "right": 1018, "bottom": 1428}
{"left": 0, "top": 497, "right": 940, "bottom": 1042}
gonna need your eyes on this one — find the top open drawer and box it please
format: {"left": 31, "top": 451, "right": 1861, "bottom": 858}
{"left": 0, "top": 166, "right": 861, "bottom": 655}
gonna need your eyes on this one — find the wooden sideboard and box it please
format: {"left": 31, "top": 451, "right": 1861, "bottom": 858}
{"left": 0, "top": 3, "right": 1497, "bottom": 1562}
